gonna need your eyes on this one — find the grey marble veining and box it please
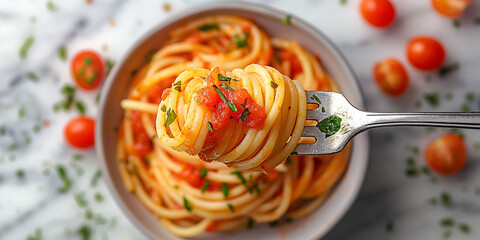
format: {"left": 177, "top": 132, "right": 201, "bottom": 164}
{"left": 1, "top": 0, "right": 480, "bottom": 239}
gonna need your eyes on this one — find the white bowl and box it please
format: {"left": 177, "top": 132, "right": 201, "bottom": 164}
{"left": 96, "top": 2, "right": 369, "bottom": 239}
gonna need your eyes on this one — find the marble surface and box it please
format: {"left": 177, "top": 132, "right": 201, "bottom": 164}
{"left": 1, "top": 0, "right": 480, "bottom": 239}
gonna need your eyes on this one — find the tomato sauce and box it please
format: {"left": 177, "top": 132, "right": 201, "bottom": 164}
{"left": 131, "top": 110, "right": 153, "bottom": 158}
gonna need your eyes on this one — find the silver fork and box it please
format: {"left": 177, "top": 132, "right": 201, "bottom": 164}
{"left": 295, "top": 91, "right": 480, "bottom": 155}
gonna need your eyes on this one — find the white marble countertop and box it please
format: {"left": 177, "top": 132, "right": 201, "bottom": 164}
{"left": 1, "top": 0, "right": 480, "bottom": 239}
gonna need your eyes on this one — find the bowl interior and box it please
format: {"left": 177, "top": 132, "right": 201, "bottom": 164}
{"left": 97, "top": 2, "right": 369, "bottom": 240}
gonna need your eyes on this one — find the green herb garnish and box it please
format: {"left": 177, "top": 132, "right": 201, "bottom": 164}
{"left": 26, "top": 228, "right": 42, "bottom": 240}
{"left": 75, "top": 192, "right": 88, "bottom": 208}
{"left": 228, "top": 100, "right": 238, "bottom": 112}
{"left": 106, "top": 59, "right": 115, "bottom": 75}
{"left": 90, "top": 170, "right": 102, "bottom": 187}
{"left": 165, "top": 108, "right": 177, "bottom": 127}
{"left": 218, "top": 74, "right": 239, "bottom": 83}
{"left": 207, "top": 121, "right": 214, "bottom": 132}
{"left": 231, "top": 171, "right": 247, "bottom": 185}
{"left": 440, "top": 218, "right": 454, "bottom": 227}
{"left": 453, "top": 20, "right": 461, "bottom": 28}
{"left": 8, "top": 143, "right": 19, "bottom": 151}
{"left": 270, "top": 81, "right": 278, "bottom": 89}
{"left": 16, "top": 169, "right": 25, "bottom": 179}
{"left": 27, "top": 72, "right": 39, "bottom": 82}
{"left": 247, "top": 218, "right": 254, "bottom": 229}
{"left": 227, "top": 203, "right": 235, "bottom": 212}
{"left": 20, "top": 36, "right": 35, "bottom": 59}
{"left": 86, "top": 72, "right": 98, "bottom": 85}
{"left": 146, "top": 50, "right": 156, "bottom": 62}
{"left": 439, "top": 63, "right": 460, "bottom": 77}
{"left": 316, "top": 115, "right": 342, "bottom": 138}
{"left": 213, "top": 85, "right": 227, "bottom": 103}
{"left": 183, "top": 196, "right": 192, "bottom": 212}
{"left": 201, "top": 181, "right": 210, "bottom": 193}
{"left": 311, "top": 94, "right": 321, "bottom": 105}
{"left": 240, "top": 107, "right": 250, "bottom": 122}
{"left": 200, "top": 168, "right": 207, "bottom": 179}
{"left": 77, "top": 224, "right": 91, "bottom": 240}
{"left": 465, "top": 92, "right": 474, "bottom": 102}
{"left": 322, "top": 107, "right": 326, "bottom": 112}
{"left": 441, "top": 192, "right": 452, "bottom": 207}
{"left": 161, "top": 105, "right": 167, "bottom": 112}
{"left": 221, "top": 183, "right": 229, "bottom": 198}
{"left": 59, "top": 46, "right": 67, "bottom": 61}
{"left": 424, "top": 93, "right": 440, "bottom": 107}
{"left": 232, "top": 33, "right": 250, "bottom": 48}
{"left": 459, "top": 223, "right": 470, "bottom": 233}
{"left": 94, "top": 193, "right": 103, "bottom": 202}
{"left": 84, "top": 57, "right": 92, "bottom": 65}
{"left": 18, "top": 106, "right": 25, "bottom": 118}
{"left": 283, "top": 15, "right": 292, "bottom": 25}
{"left": 198, "top": 23, "right": 220, "bottom": 31}
{"left": 75, "top": 101, "right": 86, "bottom": 114}
{"left": 220, "top": 82, "right": 235, "bottom": 91}
{"left": 57, "top": 165, "right": 72, "bottom": 193}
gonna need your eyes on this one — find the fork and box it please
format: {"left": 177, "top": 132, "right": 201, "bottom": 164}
{"left": 295, "top": 91, "right": 480, "bottom": 155}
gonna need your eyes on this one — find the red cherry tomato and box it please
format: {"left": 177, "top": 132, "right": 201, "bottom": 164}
{"left": 373, "top": 58, "right": 409, "bottom": 97}
{"left": 71, "top": 50, "right": 106, "bottom": 90}
{"left": 425, "top": 134, "right": 466, "bottom": 176}
{"left": 360, "top": 0, "right": 396, "bottom": 28}
{"left": 407, "top": 36, "right": 446, "bottom": 71}
{"left": 64, "top": 116, "right": 95, "bottom": 149}
{"left": 432, "top": 0, "right": 472, "bottom": 18}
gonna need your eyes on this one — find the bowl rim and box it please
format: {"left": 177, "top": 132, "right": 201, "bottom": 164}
{"left": 96, "top": 1, "right": 369, "bottom": 239}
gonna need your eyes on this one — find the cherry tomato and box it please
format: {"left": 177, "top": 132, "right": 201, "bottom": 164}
{"left": 71, "top": 50, "right": 106, "bottom": 90}
{"left": 360, "top": 0, "right": 396, "bottom": 28}
{"left": 425, "top": 134, "right": 466, "bottom": 176}
{"left": 432, "top": 0, "right": 472, "bottom": 18}
{"left": 64, "top": 116, "right": 95, "bottom": 149}
{"left": 373, "top": 58, "right": 409, "bottom": 97}
{"left": 407, "top": 36, "right": 446, "bottom": 71}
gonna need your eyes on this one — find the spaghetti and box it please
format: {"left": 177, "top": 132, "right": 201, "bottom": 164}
{"left": 118, "top": 15, "right": 351, "bottom": 237}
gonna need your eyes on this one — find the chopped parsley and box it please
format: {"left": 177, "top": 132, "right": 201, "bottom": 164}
{"left": 200, "top": 168, "right": 207, "bottom": 179}
{"left": 75, "top": 192, "right": 88, "bottom": 208}
{"left": 84, "top": 57, "right": 92, "bottom": 65}
{"left": 200, "top": 181, "right": 210, "bottom": 193}
{"left": 75, "top": 101, "right": 86, "bottom": 114}
{"left": 18, "top": 106, "right": 25, "bottom": 118}
{"left": 94, "top": 193, "right": 104, "bottom": 202}
{"left": 311, "top": 94, "right": 321, "bottom": 105}
{"left": 461, "top": 103, "right": 470, "bottom": 112}
{"left": 77, "top": 224, "right": 91, "bottom": 240}
{"left": 90, "top": 170, "right": 102, "bottom": 187}
{"left": 424, "top": 93, "right": 440, "bottom": 107}
{"left": 231, "top": 171, "right": 246, "bottom": 185}
{"left": 440, "top": 218, "right": 454, "bottom": 227}
{"left": 57, "top": 165, "right": 72, "bottom": 193}
{"left": 438, "top": 63, "right": 460, "bottom": 77}
{"left": 146, "top": 50, "right": 156, "bottom": 62}
{"left": 221, "top": 183, "right": 229, "bottom": 198}
{"left": 218, "top": 74, "right": 239, "bottom": 83}
{"left": 340, "top": 0, "right": 347, "bottom": 5}
{"left": 270, "top": 81, "right": 278, "bottom": 89}
{"left": 227, "top": 100, "right": 238, "bottom": 112}
{"left": 73, "top": 154, "right": 83, "bottom": 160}
{"left": 165, "top": 108, "right": 177, "bottom": 127}
{"left": 240, "top": 107, "right": 250, "bottom": 122}
{"left": 16, "top": 169, "right": 25, "bottom": 179}
{"left": 282, "top": 15, "right": 292, "bottom": 25}
{"left": 8, "top": 143, "right": 19, "bottom": 151}
{"left": 405, "top": 169, "right": 419, "bottom": 177}
{"left": 213, "top": 85, "right": 227, "bottom": 103}
{"left": 459, "top": 223, "right": 470, "bottom": 234}
{"left": 106, "top": 59, "right": 115, "bottom": 76}
{"left": 440, "top": 192, "right": 452, "bottom": 207}
{"left": 20, "top": 36, "right": 35, "bottom": 59}
{"left": 227, "top": 203, "right": 235, "bottom": 212}
{"left": 198, "top": 23, "right": 220, "bottom": 31}
{"left": 26, "top": 228, "right": 42, "bottom": 240}
{"left": 173, "top": 81, "right": 182, "bottom": 92}
{"left": 232, "top": 33, "right": 250, "bottom": 48}
{"left": 317, "top": 115, "right": 342, "bottom": 138}
{"left": 465, "top": 92, "right": 474, "bottom": 102}
{"left": 86, "top": 72, "right": 98, "bottom": 85}
{"left": 129, "top": 165, "right": 138, "bottom": 175}
{"left": 27, "top": 72, "right": 39, "bottom": 82}
{"left": 183, "top": 196, "right": 192, "bottom": 212}
{"left": 58, "top": 45, "right": 67, "bottom": 61}
{"left": 220, "top": 82, "right": 235, "bottom": 91}
{"left": 161, "top": 105, "right": 167, "bottom": 112}
{"left": 207, "top": 121, "right": 214, "bottom": 132}
{"left": 322, "top": 107, "right": 326, "bottom": 112}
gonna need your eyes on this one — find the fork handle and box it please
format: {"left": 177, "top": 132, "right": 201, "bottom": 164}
{"left": 360, "top": 112, "right": 480, "bottom": 130}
